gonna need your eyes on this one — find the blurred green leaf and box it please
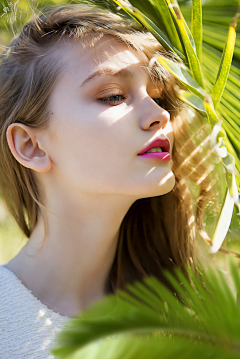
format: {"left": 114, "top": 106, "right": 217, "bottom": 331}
{"left": 52, "top": 261, "right": 240, "bottom": 359}
{"left": 212, "top": 12, "right": 239, "bottom": 109}
{"left": 211, "top": 188, "right": 235, "bottom": 253}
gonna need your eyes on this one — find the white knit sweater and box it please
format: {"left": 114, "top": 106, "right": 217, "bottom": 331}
{"left": 0, "top": 265, "right": 70, "bottom": 359}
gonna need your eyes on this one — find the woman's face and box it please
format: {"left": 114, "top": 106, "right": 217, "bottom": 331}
{"left": 43, "top": 36, "right": 175, "bottom": 198}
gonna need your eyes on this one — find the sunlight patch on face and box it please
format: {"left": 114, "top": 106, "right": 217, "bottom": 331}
{"left": 158, "top": 171, "right": 174, "bottom": 186}
{"left": 93, "top": 40, "right": 150, "bottom": 81}
{"left": 146, "top": 167, "right": 157, "bottom": 175}
{"left": 99, "top": 103, "right": 133, "bottom": 125}
{"left": 99, "top": 45, "right": 147, "bottom": 68}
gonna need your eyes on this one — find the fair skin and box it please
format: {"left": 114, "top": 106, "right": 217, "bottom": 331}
{"left": 5, "top": 37, "right": 175, "bottom": 318}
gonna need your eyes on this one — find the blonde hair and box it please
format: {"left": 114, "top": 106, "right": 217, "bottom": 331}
{"left": 0, "top": 3, "right": 219, "bottom": 293}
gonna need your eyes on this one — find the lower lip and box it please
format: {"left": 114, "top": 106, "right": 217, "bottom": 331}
{"left": 137, "top": 152, "right": 171, "bottom": 161}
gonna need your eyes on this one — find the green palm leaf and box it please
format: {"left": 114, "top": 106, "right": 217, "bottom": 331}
{"left": 55, "top": 336, "right": 240, "bottom": 359}
{"left": 52, "top": 260, "right": 240, "bottom": 359}
{"left": 155, "top": 55, "right": 207, "bottom": 98}
{"left": 150, "top": 0, "right": 183, "bottom": 50}
{"left": 176, "top": 89, "right": 206, "bottom": 113}
{"left": 212, "top": 13, "right": 239, "bottom": 109}
{"left": 181, "top": 0, "right": 240, "bottom": 157}
{"left": 191, "top": 0, "right": 202, "bottom": 63}
{"left": 166, "top": 0, "right": 205, "bottom": 87}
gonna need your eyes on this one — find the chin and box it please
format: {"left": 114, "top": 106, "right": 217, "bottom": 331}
{"left": 160, "top": 172, "right": 175, "bottom": 194}
{"left": 138, "top": 171, "right": 176, "bottom": 199}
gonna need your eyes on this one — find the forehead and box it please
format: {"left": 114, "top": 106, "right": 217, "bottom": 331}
{"left": 55, "top": 36, "right": 151, "bottom": 81}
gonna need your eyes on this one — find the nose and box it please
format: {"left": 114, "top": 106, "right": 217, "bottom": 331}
{"left": 139, "top": 96, "right": 170, "bottom": 131}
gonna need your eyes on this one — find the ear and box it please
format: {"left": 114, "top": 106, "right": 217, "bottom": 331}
{"left": 6, "top": 123, "right": 52, "bottom": 173}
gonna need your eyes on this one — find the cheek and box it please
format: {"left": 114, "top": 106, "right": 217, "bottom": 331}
{"left": 169, "top": 132, "right": 174, "bottom": 154}
{"left": 45, "top": 110, "right": 128, "bottom": 185}
{"left": 164, "top": 121, "right": 174, "bottom": 154}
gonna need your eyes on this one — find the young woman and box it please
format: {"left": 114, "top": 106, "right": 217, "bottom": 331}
{"left": 0, "top": 2, "right": 218, "bottom": 357}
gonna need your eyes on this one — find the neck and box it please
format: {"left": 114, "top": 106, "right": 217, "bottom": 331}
{"left": 5, "top": 190, "right": 136, "bottom": 317}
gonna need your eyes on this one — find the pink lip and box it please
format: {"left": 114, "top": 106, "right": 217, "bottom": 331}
{"left": 138, "top": 152, "right": 171, "bottom": 161}
{"left": 138, "top": 138, "right": 170, "bottom": 155}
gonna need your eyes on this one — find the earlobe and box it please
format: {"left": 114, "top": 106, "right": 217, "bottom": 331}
{"left": 6, "top": 123, "right": 52, "bottom": 173}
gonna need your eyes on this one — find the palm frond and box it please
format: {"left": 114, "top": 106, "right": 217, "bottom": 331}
{"left": 56, "top": 336, "right": 240, "bottom": 359}
{"left": 191, "top": 0, "right": 202, "bottom": 63}
{"left": 166, "top": 0, "right": 205, "bottom": 87}
{"left": 52, "top": 260, "right": 240, "bottom": 359}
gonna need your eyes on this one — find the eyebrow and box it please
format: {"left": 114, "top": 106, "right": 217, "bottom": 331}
{"left": 80, "top": 66, "right": 148, "bottom": 88}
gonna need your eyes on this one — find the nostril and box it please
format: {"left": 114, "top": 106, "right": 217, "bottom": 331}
{"left": 150, "top": 121, "right": 160, "bottom": 127}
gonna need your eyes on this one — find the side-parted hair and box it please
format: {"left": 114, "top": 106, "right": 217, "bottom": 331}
{"left": 0, "top": 3, "right": 219, "bottom": 293}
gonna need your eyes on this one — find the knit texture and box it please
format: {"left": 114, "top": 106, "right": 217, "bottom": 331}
{"left": 0, "top": 265, "right": 70, "bottom": 359}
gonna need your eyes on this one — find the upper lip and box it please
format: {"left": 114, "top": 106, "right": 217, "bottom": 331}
{"left": 138, "top": 138, "right": 170, "bottom": 155}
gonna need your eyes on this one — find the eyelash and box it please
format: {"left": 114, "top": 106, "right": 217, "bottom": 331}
{"left": 98, "top": 93, "right": 127, "bottom": 105}
{"left": 98, "top": 93, "right": 166, "bottom": 107}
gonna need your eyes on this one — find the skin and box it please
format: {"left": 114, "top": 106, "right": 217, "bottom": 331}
{"left": 5, "top": 36, "right": 175, "bottom": 318}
